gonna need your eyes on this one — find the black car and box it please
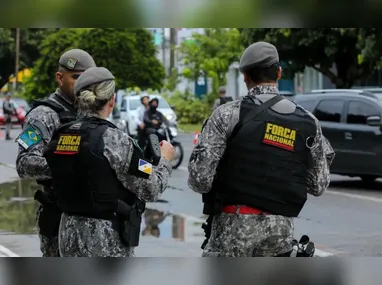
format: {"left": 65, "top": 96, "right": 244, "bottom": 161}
{"left": 293, "top": 89, "right": 382, "bottom": 183}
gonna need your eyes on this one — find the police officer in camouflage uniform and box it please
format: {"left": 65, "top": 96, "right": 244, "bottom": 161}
{"left": 43, "top": 67, "right": 175, "bottom": 257}
{"left": 15, "top": 49, "right": 96, "bottom": 257}
{"left": 188, "top": 42, "right": 335, "bottom": 257}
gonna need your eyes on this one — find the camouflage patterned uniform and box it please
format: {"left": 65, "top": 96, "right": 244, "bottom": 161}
{"left": 188, "top": 85, "right": 335, "bottom": 257}
{"left": 16, "top": 89, "right": 74, "bottom": 257}
{"left": 58, "top": 113, "right": 172, "bottom": 257}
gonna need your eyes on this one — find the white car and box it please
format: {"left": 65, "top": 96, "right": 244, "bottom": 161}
{"left": 118, "top": 94, "right": 177, "bottom": 136}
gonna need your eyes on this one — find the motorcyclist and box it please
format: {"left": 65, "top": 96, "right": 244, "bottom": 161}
{"left": 143, "top": 98, "right": 170, "bottom": 141}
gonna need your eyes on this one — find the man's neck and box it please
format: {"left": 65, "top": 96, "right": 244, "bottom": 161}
{"left": 247, "top": 82, "right": 277, "bottom": 90}
{"left": 57, "top": 88, "right": 74, "bottom": 104}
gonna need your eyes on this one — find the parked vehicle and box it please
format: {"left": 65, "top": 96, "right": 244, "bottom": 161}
{"left": 119, "top": 94, "right": 177, "bottom": 136}
{"left": 0, "top": 98, "right": 26, "bottom": 126}
{"left": 279, "top": 91, "right": 295, "bottom": 101}
{"left": 293, "top": 90, "right": 382, "bottom": 183}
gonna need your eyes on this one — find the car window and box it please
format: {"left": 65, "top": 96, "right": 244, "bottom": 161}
{"left": 121, "top": 99, "right": 127, "bottom": 111}
{"left": 346, "top": 101, "right": 380, "bottom": 125}
{"left": 158, "top": 98, "right": 170, "bottom": 108}
{"left": 295, "top": 99, "right": 317, "bottom": 112}
{"left": 129, "top": 99, "right": 141, "bottom": 110}
{"left": 314, "top": 100, "right": 344, "bottom": 123}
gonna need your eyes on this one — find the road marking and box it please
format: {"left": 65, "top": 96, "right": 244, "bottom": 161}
{"left": 327, "top": 190, "right": 382, "bottom": 203}
{"left": 0, "top": 244, "right": 19, "bottom": 257}
{"left": 0, "top": 162, "right": 16, "bottom": 169}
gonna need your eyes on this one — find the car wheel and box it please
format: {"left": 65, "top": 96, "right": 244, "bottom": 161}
{"left": 360, "top": 175, "right": 377, "bottom": 184}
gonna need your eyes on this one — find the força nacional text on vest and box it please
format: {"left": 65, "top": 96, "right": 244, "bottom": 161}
{"left": 264, "top": 123, "right": 296, "bottom": 148}
{"left": 56, "top": 135, "right": 81, "bottom": 152}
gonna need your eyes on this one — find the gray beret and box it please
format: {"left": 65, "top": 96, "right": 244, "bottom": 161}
{"left": 239, "top": 42, "right": 279, "bottom": 72}
{"left": 59, "top": 49, "right": 96, "bottom": 71}
{"left": 74, "top": 67, "right": 115, "bottom": 96}
{"left": 218, "top": 86, "right": 226, "bottom": 93}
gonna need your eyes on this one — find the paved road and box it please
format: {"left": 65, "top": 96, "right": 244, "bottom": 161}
{"left": 1, "top": 127, "right": 382, "bottom": 256}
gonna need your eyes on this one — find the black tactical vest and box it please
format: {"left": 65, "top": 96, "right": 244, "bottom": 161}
{"left": 26, "top": 93, "right": 77, "bottom": 188}
{"left": 43, "top": 117, "right": 138, "bottom": 220}
{"left": 27, "top": 93, "right": 77, "bottom": 125}
{"left": 211, "top": 96, "right": 317, "bottom": 217}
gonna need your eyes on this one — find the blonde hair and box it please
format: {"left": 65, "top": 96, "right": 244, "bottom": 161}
{"left": 76, "top": 80, "right": 115, "bottom": 113}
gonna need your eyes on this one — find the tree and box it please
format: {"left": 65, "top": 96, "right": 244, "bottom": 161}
{"left": 22, "top": 28, "right": 164, "bottom": 101}
{"left": 22, "top": 29, "right": 83, "bottom": 101}
{"left": 0, "top": 28, "right": 58, "bottom": 90}
{"left": 178, "top": 28, "right": 245, "bottom": 93}
{"left": 240, "top": 28, "right": 382, "bottom": 88}
{"left": 78, "top": 28, "right": 165, "bottom": 91}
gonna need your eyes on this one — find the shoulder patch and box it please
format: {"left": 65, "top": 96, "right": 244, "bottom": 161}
{"left": 16, "top": 125, "right": 42, "bottom": 150}
{"left": 53, "top": 134, "right": 81, "bottom": 155}
{"left": 262, "top": 122, "right": 296, "bottom": 152}
{"left": 138, "top": 159, "right": 152, "bottom": 175}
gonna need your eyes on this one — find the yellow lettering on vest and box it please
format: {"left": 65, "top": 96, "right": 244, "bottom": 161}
{"left": 271, "top": 125, "right": 278, "bottom": 135}
{"left": 266, "top": 123, "right": 273, "bottom": 133}
{"left": 58, "top": 136, "right": 64, "bottom": 145}
{"left": 289, "top": 130, "right": 296, "bottom": 140}
{"left": 277, "top": 126, "right": 284, "bottom": 137}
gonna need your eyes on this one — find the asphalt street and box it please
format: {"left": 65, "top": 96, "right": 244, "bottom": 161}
{"left": 1, "top": 127, "right": 382, "bottom": 256}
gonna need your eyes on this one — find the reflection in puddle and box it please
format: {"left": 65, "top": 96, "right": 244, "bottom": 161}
{"left": 141, "top": 208, "right": 205, "bottom": 242}
{"left": 0, "top": 179, "right": 39, "bottom": 234}
{"left": 0, "top": 179, "right": 205, "bottom": 243}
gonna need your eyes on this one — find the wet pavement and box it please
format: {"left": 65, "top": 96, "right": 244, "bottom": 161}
{"left": 0, "top": 178, "right": 206, "bottom": 257}
{"left": 2, "top": 129, "right": 382, "bottom": 257}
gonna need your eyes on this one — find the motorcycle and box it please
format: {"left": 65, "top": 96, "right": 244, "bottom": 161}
{"left": 155, "top": 122, "right": 184, "bottom": 169}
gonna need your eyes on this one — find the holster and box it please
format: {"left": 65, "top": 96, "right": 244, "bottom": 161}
{"left": 116, "top": 199, "right": 145, "bottom": 247}
{"left": 201, "top": 215, "right": 214, "bottom": 250}
{"left": 34, "top": 189, "right": 62, "bottom": 238}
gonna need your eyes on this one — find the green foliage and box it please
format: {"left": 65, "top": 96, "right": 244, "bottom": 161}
{"left": 21, "top": 28, "right": 165, "bottom": 101}
{"left": 163, "top": 90, "right": 210, "bottom": 124}
{"left": 0, "top": 28, "right": 57, "bottom": 89}
{"left": 178, "top": 28, "right": 245, "bottom": 93}
{"left": 22, "top": 29, "right": 82, "bottom": 101}
{"left": 164, "top": 68, "right": 180, "bottom": 92}
{"left": 78, "top": 28, "right": 165, "bottom": 91}
{"left": 240, "top": 28, "right": 382, "bottom": 88}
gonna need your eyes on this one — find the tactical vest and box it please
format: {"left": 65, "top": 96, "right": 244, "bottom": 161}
{"left": 43, "top": 117, "right": 138, "bottom": 220}
{"left": 27, "top": 93, "right": 77, "bottom": 125}
{"left": 210, "top": 96, "right": 317, "bottom": 217}
{"left": 26, "top": 93, "right": 77, "bottom": 188}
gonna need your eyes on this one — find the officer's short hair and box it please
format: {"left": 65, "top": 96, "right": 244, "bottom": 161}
{"left": 245, "top": 62, "right": 280, "bottom": 84}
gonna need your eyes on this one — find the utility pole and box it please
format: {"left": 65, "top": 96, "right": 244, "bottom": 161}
{"left": 169, "top": 28, "right": 176, "bottom": 75}
{"left": 13, "top": 28, "right": 20, "bottom": 91}
{"left": 161, "top": 28, "right": 166, "bottom": 75}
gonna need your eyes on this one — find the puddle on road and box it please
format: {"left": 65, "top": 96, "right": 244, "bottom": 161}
{"left": 0, "top": 179, "right": 38, "bottom": 234}
{"left": 0, "top": 179, "right": 205, "bottom": 243}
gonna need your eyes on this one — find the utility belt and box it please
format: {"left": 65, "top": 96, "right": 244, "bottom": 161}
{"left": 65, "top": 199, "right": 146, "bottom": 248}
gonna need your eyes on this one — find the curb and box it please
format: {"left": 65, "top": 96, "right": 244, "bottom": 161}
{"left": 0, "top": 244, "right": 19, "bottom": 257}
